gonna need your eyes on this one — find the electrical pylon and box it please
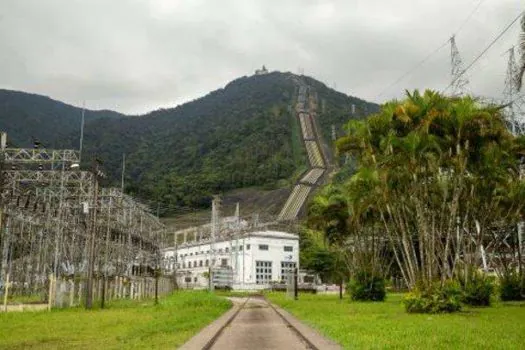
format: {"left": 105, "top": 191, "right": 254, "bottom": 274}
{"left": 503, "top": 47, "right": 525, "bottom": 135}
{"left": 450, "top": 35, "right": 470, "bottom": 97}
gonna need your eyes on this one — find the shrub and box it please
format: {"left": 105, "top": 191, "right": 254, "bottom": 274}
{"left": 499, "top": 272, "right": 524, "bottom": 301}
{"left": 348, "top": 271, "right": 386, "bottom": 302}
{"left": 404, "top": 281, "right": 462, "bottom": 313}
{"left": 460, "top": 272, "right": 494, "bottom": 306}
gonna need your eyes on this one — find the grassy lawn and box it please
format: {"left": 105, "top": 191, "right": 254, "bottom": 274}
{"left": 267, "top": 292, "right": 525, "bottom": 349}
{"left": 0, "top": 291, "right": 231, "bottom": 349}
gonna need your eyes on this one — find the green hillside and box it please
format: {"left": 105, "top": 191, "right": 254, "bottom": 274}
{"left": 0, "top": 89, "right": 124, "bottom": 148}
{"left": 0, "top": 72, "right": 378, "bottom": 213}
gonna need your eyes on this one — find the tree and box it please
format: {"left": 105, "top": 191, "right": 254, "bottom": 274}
{"left": 336, "top": 90, "right": 525, "bottom": 292}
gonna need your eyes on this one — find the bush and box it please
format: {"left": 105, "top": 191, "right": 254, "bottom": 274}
{"left": 499, "top": 272, "right": 524, "bottom": 301}
{"left": 348, "top": 271, "right": 386, "bottom": 302}
{"left": 460, "top": 272, "right": 494, "bottom": 306}
{"left": 404, "top": 281, "right": 462, "bottom": 314}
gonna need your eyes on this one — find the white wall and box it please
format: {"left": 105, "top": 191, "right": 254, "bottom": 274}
{"left": 163, "top": 231, "right": 299, "bottom": 290}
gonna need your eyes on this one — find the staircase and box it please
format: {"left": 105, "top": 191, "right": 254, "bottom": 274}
{"left": 278, "top": 82, "right": 326, "bottom": 221}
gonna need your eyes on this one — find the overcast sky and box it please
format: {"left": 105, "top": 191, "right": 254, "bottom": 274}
{"left": 0, "top": 0, "right": 522, "bottom": 114}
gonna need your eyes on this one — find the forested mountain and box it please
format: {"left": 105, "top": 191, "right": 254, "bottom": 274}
{"left": 0, "top": 72, "right": 379, "bottom": 213}
{"left": 0, "top": 89, "right": 124, "bottom": 148}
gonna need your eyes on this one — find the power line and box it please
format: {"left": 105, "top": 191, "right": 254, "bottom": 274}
{"left": 444, "top": 10, "right": 525, "bottom": 94}
{"left": 453, "top": 0, "right": 486, "bottom": 35}
{"left": 375, "top": 0, "right": 487, "bottom": 100}
{"left": 375, "top": 40, "right": 449, "bottom": 100}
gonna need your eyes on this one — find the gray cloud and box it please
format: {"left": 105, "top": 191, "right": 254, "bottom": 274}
{"left": 0, "top": 0, "right": 522, "bottom": 114}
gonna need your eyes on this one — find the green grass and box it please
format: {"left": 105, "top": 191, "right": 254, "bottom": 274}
{"left": 0, "top": 291, "right": 231, "bottom": 349}
{"left": 267, "top": 292, "right": 525, "bottom": 349}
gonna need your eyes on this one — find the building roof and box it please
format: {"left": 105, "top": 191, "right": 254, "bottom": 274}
{"left": 162, "top": 230, "right": 298, "bottom": 252}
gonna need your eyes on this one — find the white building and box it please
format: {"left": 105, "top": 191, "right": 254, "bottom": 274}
{"left": 163, "top": 230, "right": 299, "bottom": 290}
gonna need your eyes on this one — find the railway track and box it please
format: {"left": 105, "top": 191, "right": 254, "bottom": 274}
{"left": 203, "top": 296, "right": 318, "bottom": 350}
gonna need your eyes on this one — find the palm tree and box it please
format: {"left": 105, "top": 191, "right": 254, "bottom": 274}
{"left": 334, "top": 90, "right": 525, "bottom": 291}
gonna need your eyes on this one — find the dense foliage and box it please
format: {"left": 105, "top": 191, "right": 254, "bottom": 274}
{"left": 0, "top": 89, "right": 123, "bottom": 148}
{"left": 348, "top": 271, "right": 386, "bottom": 302}
{"left": 459, "top": 270, "right": 494, "bottom": 306}
{"left": 0, "top": 73, "right": 377, "bottom": 212}
{"left": 308, "top": 90, "right": 525, "bottom": 311}
{"left": 499, "top": 271, "right": 525, "bottom": 301}
{"left": 335, "top": 90, "right": 525, "bottom": 290}
{"left": 404, "top": 281, "right": 462, "bottom": 314}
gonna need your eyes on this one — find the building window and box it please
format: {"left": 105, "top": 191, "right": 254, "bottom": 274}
{"left": 184, "top": 277, "right": 191, "bottom": 283}
{"left": 221, "top": 258, "right": 228, "bottom": 267}
{"left": 205, "top": 259, "right": 209, "bottom": 267}
{"left": 246, "top": 244, "right": 250, "bottom": 250}
{"left": 239, "top": 245, "right": 243, "bottom": 251}
{"left": 281, "top": 262, "right": 296, "bottom": 282}
{"left": 190, "top": 252, "right": 193, "bottom": 256}
{"left": 182, "top": 262, "right": 186, "bottom": 268}
{"left": 193, "top": 261, "right": 197, "bottom": 268}
{"left": 258, "top": 244, "right": 269, "bottom": 251}
{"left": 255, "top": 261, "right": 272, "bottom": 284}
{"left": 225, "top": 247, "right": 229, "bottom": 253}
{"left": 194, "top": 277, "right": 198, "bottom": 283}
{"left": 199, "top": 260, "right": 203, "bottom": 267}
{"left": 219, "top": 248, "right": 223, "bottom": 253}
{"left": 284, "top": 246, "right": 293, "bottom": 252}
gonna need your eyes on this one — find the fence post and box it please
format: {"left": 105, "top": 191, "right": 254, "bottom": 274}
{"left": 48, "top": 274, "right": 54, "bottom": 310}
{"left": 77, "top": 280, "right": 83, "bottom": 306}
{"left": 3, "top": 273, "right": 9, "bottom": 312}
{"left": 69, "top": 280, "right": 75, "bottom": 307}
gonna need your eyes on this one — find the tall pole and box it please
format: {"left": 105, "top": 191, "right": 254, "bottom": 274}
{"left": 0, "top": 142, "right": 6, "bottom": 285}
{"left": 121, "top": 154, "right": 126, "bottom": 194}
{"left": 79, "top": 103, "right": 85, "bottom": 164}
{"left": 101, "top": 199, "right": 111, "bottom": 309}
{"left": 86, "top": 162, "right": 99, "bottom": 309}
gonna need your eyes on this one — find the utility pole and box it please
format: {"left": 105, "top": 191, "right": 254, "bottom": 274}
{"left": 101, "top": 198, "right": 111, "bottom": 309}
{"left": 0, "top": 133, "right": 6, "bottom": 285}
{"left": 86, "top": 159, "right": 101, "bottom": 309}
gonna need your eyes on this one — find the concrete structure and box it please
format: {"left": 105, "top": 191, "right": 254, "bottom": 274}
{"left": 255, "top": 65, "right": 269, "bottom": 75}
{"left": 163, "top": 230, "right": 299, "bottom": 290}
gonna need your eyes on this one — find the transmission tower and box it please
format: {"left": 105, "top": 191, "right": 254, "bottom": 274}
{"left": 503, "top": 47, "right": 525, "bottom": 135}
{"left": 450, "top": 35, "right": 470, "bottom": 97}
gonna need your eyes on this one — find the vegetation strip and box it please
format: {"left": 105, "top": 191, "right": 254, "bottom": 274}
{"left": 0, "top": 291, "right": 231, "bottom": 349}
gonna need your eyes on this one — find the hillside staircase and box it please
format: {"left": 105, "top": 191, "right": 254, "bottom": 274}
{"left": 278, "top": 83, "right": 327, "bottom": 221}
